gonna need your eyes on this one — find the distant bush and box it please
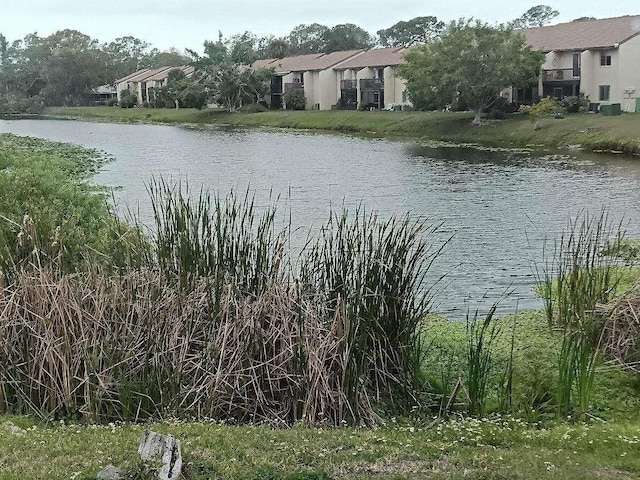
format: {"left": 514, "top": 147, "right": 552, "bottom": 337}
{"left": 180, "top": 85, "right": 207, "bottom": 110}
{"left": 106, "top": 97, "right": 118, "bottom": 107}
{"left": 519, "top": 97, "right": 562, "bottom": 130}
{"left": 241, "top": 102, "right": 268, "bottom": 113}
{"left": 486, "top": 97, "right": 510, "bottom": 119}
{"left": 560, "top": 94, "right": 589, "bottom": 114}
{"left": 283, "top": 89, "right": 306, "bottom": 110}
{"left": 119, "top": 89, "right": 137, "bottom": 109}
{"left": 0, "top": 94, "right": 45, "bottom": 115}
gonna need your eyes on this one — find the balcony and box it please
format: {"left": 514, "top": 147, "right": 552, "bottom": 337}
{"left": 284, "top": 82, "right": 304, "bottom": 92}
{"left": 360, "top": 78, "right": 384, "bottom": 90}
{"left": 542, "top": 68, "right": 580, "bottom": 82}
{"left": 340, "top": 79, "right": 357, "bottom": 90}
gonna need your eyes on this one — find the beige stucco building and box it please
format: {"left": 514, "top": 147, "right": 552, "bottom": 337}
{"left": 254, "top": 47, "right": 411, "bottom": 110}
{"left": 518, "top": 15, "right": 640, "bottom": 112}
{"left": 115, "top": 66, "right": 195, "bottom": 105}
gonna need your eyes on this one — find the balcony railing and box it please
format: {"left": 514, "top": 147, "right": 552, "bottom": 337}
{"left": 284, "top": 82, "right": 304, "bottom": 92}
{"left": 360, "top": 78, "right": 384, "bottom": 90}
{"left": 340, "top": 79, "right": 357, "bottom": 90}
{"left": 542, "top": 68, "right": 580, "bottom": 82}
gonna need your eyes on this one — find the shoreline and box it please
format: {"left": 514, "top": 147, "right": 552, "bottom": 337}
{"left": 13, "top": 106, "right": 639, "bottom": 156}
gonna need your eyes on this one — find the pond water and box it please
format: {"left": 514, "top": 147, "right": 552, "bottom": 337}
{"left": 2, "top": 118, "right": 640, "bottom": 318}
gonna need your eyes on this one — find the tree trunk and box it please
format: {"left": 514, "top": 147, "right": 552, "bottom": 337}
{"left": 472, "top": 111, "right": 483, "bottom": 125}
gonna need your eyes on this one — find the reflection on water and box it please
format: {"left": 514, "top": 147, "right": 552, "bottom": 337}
{"left": 2, "top": 119, "right": 640, "bottom": 318}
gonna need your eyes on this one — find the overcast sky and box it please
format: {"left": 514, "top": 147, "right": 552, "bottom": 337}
{"left": 2, "top": 1, "right": 639, "bottom": 53}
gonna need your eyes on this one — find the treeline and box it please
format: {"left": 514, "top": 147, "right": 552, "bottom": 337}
{"left": 0, "top": 6, "right": 562, "bottom": 112}
{"left": 0, "top": 19, "right": 448, "bottom": 112}
{"left": 0, "top": 31, "right": 193, "bottom": 112}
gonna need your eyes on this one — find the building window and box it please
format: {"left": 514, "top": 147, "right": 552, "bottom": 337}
{"left": 599, "top": 85, "right": 610, "bottom": 101}
{"left": 600, "top": 53, "right": 612, "bottom": 66}
{"left": 402, "top": 91, "right": 408, "bottom": 103}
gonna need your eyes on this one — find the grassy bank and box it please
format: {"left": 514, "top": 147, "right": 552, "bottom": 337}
{"left": 44, "top": 106, "right": 640, "bottom": 154}
{"left": 2, "top": 412, "right": 640, "bottom": 479}
{"left": 0, "top": 134, "right": 121, "bottom": 275}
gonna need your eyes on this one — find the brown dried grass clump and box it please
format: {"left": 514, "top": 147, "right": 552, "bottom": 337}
{"left": 0, "top": 268, "right": 381, "bottom": 426}
{"left": 597, "top": 294, "right": 640, "bottom": 372}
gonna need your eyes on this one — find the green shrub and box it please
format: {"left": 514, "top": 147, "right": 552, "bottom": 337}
{"left": 519, "top": 97, "right": 562, "bottom": 130}
{"left": 537, "top": 209, "right": 623, "bottom": 419}
{"left": 0, "top": 135, "right": 116, "bottom": 277}
{"left": 241, "top": 102, "right": 268, "bottom": 113}
{"left": 283, "top": 89, "right": 306, "bottom": 110}
{"left": 485, "top": 97, "right": 510, "bottom": 119}
{"left": 119, "top": 89, "right": 137, "bottom": 108}
{"left": 560, "top": 94, "right": 589, "bottom": 114}
{"left": 180, "top": 84, "right": 207, "bottom": 110}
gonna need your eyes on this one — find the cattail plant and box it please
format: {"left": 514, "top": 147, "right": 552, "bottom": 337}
{"left": 465, "top": 304, "right": 500, "bottom": 417}
{"left": 538, "top": 209, "right": 623, "bottom": 419}
{"left": 148, "top": 178, "right": 285, "bottom": 298}
{"left": 0, "top": 184, "right": 446, "bottom": 426}
{"left": 300, "top": 206, "right": 445, "bottom": 414}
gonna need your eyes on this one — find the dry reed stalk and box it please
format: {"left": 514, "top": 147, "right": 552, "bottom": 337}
{"left": 0, "top": 268, "right": 381, "bottom": 426}
{"left": 597, "top": 295, "right": 640, "bottom": 371}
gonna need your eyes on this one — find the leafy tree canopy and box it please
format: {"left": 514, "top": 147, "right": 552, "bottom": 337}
{"left": 322, "top": 24, "right": 376, "bottom": 53}
{"left": 143, "top": 48, "right": 192, "bottom": 69}
{"left": 288, "top": 23, "right": 329, "bottom": 54}
{"left": 399, "top": 20, "right": 545, "bottom": 123}
{"left": 228, "top": 31, "right": 259, "bottom": 65}
{"left": 377, "top": 16, "right": 445, "bottom": 47}
{"left": 511, "top": 5, "right": 559, "bottom": 28}
{"left": 202, "top": 63, "right": 271, "bottom": 111}
{"left": 102, "top": 36, "right": 151, "bottom": 80}
{"left": 187, "top": 32, "right": 229, "bottom": 71}
{"left": 258, "top": 37, "right": 291, "bottom": 59}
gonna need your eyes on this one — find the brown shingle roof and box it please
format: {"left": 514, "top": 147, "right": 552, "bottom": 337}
{"left": 115, "top": 69, "right": 151, "bottom": 84}
{"left": 522, "top": 15, "right": 640, "bottom": 51}
{"left": 124, "top": 67, "right": 170, "bottom": 83}
{"left": 116, "top": 66, "right": 195, "bottom": 84}
{"left": 262, "top": 50, "right": 363, "bottom": 73}
{"left": 333, "top": 47, "right": 407, "bottom": 70}
{"left": 252, "top": 53, "right": 318, "bottom": 72}
{"left": 269, "top": 50, "right": 362, "bottom": 72}
{"left": 145, "top": 65, "right": 194, "bottom": 81}
{"left": 253, "top": 58, "right": 278, "bottom": 69}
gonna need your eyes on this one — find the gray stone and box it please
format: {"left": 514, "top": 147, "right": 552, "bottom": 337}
{"left": 96, "top": 464, "right": 123, "bottom": 480}
{"left": 138, "top": 430, "right": 182, "bottom": 480}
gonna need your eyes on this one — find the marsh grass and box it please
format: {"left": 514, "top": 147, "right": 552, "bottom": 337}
{"left": 0, "top": 183, "right": 445, "bottom": 425}
{"left": 148, "top": 179, "right": 285, "bottom": 296}
{"left": 538, "top": 210, "right": 623, "bottom": 419}
{"left": 465, "top": 305, "right": 500, "bottom": 417}
{"left": 0, "top": 269, "right": 379, "bottom": 425}
{"left": 300, "top": 206, "right": 445, "bottom": 412}
{"left": 0, "top": 134, "right": 134, "bottom": 282}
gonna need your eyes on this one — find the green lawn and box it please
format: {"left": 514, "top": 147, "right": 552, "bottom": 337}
{"left": 1, "top": 414, "right": 639, "bottom": 479}
{"left": 43, "top": 106, "right": 640, "bottom": 154}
